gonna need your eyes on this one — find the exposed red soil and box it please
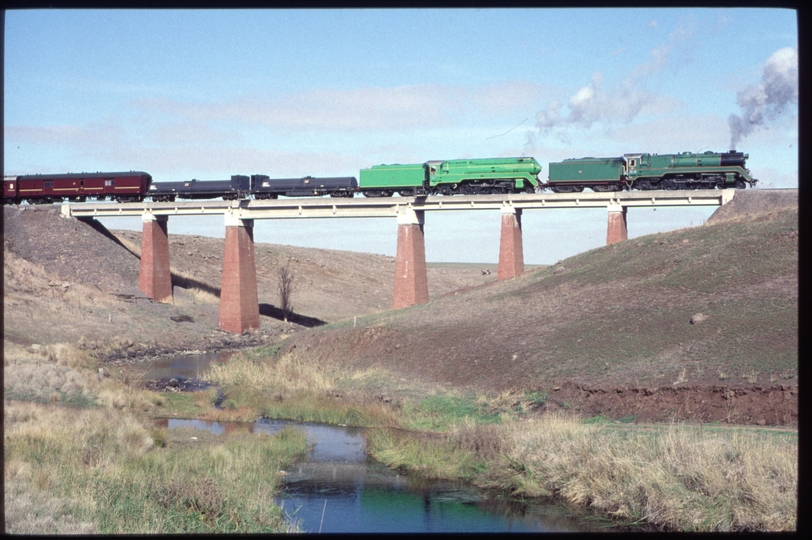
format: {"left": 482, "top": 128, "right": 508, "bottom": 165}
{"left": 541, "top": 381, "right": 797, "bottom": 426}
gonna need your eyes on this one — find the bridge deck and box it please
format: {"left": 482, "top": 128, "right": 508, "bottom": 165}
{"left": 62, "top": 189, "right": 735, "bottom": 220}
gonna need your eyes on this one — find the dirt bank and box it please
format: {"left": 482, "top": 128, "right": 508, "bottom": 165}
{"left": 540, "top": 381, "right": 797, "bottom": 426}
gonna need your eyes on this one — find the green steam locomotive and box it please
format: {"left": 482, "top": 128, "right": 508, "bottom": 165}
{"left": 546, "top": 151, "right": 756, "bottom": 193}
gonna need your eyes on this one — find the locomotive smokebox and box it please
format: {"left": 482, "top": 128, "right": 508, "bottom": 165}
{"left": 721, "top": 151, "right": 747, "bottom": 167}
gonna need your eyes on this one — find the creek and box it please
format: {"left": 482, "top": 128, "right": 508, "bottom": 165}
{"left": 139, "top": 352, "right": 601, "bottom": 533}
{"left": 156, "top": 417, "right": 593, "bottom": 533}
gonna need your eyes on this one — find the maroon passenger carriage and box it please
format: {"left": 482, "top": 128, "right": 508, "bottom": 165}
{"left": 3, "top": 171, "right": 152, "bottom": 205}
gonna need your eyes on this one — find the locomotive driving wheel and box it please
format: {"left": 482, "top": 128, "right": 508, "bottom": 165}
{"left": 660, "top": 179, "right": 677, "bottom": 190}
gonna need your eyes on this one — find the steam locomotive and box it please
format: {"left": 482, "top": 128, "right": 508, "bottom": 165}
{"left": 547, "top": 151, "right": 755, "bottom": 193}
{"left": 3, "top": 150, "right": 755, "bottom": 205}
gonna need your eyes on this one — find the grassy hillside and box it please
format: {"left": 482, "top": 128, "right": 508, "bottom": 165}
{"left": 281, "top": 205, "right": 798, "bottom": 392}
{"left": 3, "top": 205, "right": 494, "bottom": 351}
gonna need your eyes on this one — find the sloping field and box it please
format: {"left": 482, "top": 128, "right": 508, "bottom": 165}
{"left": 279, "top": 190, "right": 797, "bottom": 423}
{"left": 3, "top": 190, "right": 797, "bottom": 424}
{"left": 2, "top": 204, "right": 494, "bottom": 351}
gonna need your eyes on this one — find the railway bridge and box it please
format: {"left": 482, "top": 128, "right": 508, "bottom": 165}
{"left": 63, "top": 190, "right": 735, "bottom": 334}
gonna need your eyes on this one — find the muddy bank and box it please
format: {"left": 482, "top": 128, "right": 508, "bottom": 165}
{"left": 90, "top": 327, "right": 280, "bottom": 366}
{"left": 541, "top": 381, "right": 798, "bottom": 426}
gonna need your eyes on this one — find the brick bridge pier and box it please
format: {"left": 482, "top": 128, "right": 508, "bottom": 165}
{"left": 135, "top": 204, "right": 635, "bottom": 332}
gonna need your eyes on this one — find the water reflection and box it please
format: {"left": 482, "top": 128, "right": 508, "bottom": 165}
{"left": 157, "top": 417, "right": 591, "bottom": 533}
{"left": 127, "top": 350, "right": 234, "bottom": 382}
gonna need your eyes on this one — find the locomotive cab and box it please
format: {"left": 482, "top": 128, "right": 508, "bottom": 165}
{"left": 622, "top": 154, "right": 643, "bottom": 178}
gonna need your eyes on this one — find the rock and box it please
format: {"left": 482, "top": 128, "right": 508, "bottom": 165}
{"left": 690, "top": 313, "right": 708, "bottom": 325}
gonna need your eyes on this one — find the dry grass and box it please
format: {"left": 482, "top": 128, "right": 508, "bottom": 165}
{"left": 112, "top": 230, "right": 221, "bottom": 304}
{"left": 3, "top": 399, "right": 307, "bottom": 534}
{"left": 3, "top": 247, "right": 116, "bottom": 309}
{"left": 205, "top": 347, "right": 341, "bottom": 396}
{"left": 3, "top": 339, "right": 158, "bottom": 412}
{"left": 94, "top": 379, "right": 162, "bottom": 413}
{"left": 171, "top": 269, "right": 221, "bottom": 304}
{"left": 369, "top": 413, "right": 796, "bottom": 531}
{"left": 3, "top": 341, "right": 95, "bottom": 404}
{"left": 490, "top": 414, "right": 797, "bottom": 531}
{"left": 4, "top": 473, "right": 96, "bottom": 534}
{"left": 109, "top": 232, "right": 141, "bottom": 257}
{"left": 204, "top": 348, "right": 402, "bottom": 427}
{"left": 4, "top": 400, "right": 155, "bottom": 467}
{"left": 4, "top": 400, "right": 154, "bottom": 533}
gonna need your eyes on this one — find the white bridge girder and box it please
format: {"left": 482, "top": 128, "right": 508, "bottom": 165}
{"left": 62, "top": 190, "right": 735, "bottom": 220}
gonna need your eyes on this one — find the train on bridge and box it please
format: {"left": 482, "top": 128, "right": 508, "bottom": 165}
{"left": 3, "top": 150, "right": 756, "bottom": 205}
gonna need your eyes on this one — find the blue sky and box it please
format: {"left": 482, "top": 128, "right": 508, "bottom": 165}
{"left": 3, "top": 8, "right": 798, "bottom": 263}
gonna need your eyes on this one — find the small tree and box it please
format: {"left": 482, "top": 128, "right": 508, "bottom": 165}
{"left": 277, "top": 260, "right": 296, "bottom": 322}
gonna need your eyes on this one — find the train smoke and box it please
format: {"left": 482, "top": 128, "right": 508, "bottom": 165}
{"left": 532, "top": 72, "right": 654, "bottom": 142}
{"left": 728, "top": 47, "right": 797, "bottom": 150}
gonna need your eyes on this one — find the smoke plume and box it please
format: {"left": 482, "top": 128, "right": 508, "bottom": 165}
{"left": 534, "top": 73, "right": 653, "bottom": 135}
{"left": 728, "top": 47, "right": 798, "bottom": 150}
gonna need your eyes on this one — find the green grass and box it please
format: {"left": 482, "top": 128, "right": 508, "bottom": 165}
{"left": 258, "top": 396, "right": 391, "bottom": 427}
{"left": 400, "top": 394, "right": 502, "bottom": 431}
{"left": 366, "top": 428, "right": 487, "bottom": 481}
{"left": 90, "top": 427, "right": 307, "bottom": 533}
{"left": 2, "top": 389, "right": 99, "bottom": 409}
{"left": 582, "top": 414, "right": 612, "bottom": 424}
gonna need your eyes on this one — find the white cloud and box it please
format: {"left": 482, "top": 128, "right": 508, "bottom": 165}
{"left": 6, "top": 122, "right": 126, "bottom": 148}
{"left": 130, "top": 84, "right": 470, "bottom": 132}
{"left": 147, "top": 121, "right": 244, "bottom": 146}
{"left": 470, "top": 81, "right": 553, "bottom": 117}
{"left": 126, "top": 81, "right": 561, "bottom": 136}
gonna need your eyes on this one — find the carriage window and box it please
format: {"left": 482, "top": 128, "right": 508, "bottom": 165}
{"left": 44, "top": 181, "right": 53, "bottom": 188}
{"left": 105, "top": 179, "right": 115, "bottom": 186}
{"left": 304, "top": 179, "right": 310, "bottom": 184}
{"left": 629, "top": 160, "right": 636, "bottom": 167}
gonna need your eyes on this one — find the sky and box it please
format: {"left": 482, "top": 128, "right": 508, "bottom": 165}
{"left": 3, "top": 8, "right": 798, "bottom": 264}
